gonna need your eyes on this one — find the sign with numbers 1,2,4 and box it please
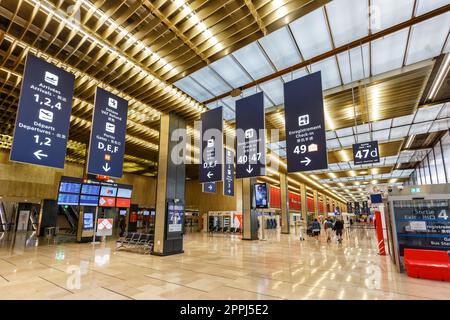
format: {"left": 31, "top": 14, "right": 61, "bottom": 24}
{"left": 87, "top": 87, "right": 128, "bottom": 178}
{"left": 10, "top": 53, "right": 75, "bottom": 169}
{"left": 352, "top": 141, "right": 380, "bottom": 165}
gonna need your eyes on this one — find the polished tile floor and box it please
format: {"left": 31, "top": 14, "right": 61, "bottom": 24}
{"left": 0, "top": 227, "right": 449, "bottom": 300}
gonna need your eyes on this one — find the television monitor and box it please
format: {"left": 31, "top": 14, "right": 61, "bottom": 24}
{"left": 59, "top": 182, "right": 81, "bottom": 194}
{"left": 254, "top": 183, "right": 269, "bottom": 208}
{"left": 100, "top": 186, "right": 117, "bottom": 197}
{"left": 370, "top": 194, "right": 383, "bottom": 204}
{"left": 117, "top": 188, "right": 132, "bottom": 198}
{"left": 83, "top": 213, "right": 94, "bottom": 229}
{"left": 151, "top": 211, "right": 156, "bottom": 216}
{"left": 81, "top": 184, "right": 101, "bottom": 195}
{"left": 79, "top": 195, "right": 99, "bottom": 206}
{"left": 116, "top": 198, "right": 131, "bottom": 208}
{"left": 143, "top": 210, "right": 150, "bottom": 216}
{"left": 99, "top": 196, "right": 115, "bottom": 207}
{"left": 119, "top": 209, "right": 127, "bottom": 216}
{"left": 57, "top": 193, "right": 79, "bottom": 206}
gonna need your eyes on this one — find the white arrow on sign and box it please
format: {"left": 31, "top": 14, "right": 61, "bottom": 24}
{"left": 301, "top": 157, "right": 311, "bottom": 166}
{"left": 33, "top": 150, "right": 48, "bottom": 160}
{"left": 208, "top": 185, "right": 213, "bottom": 190}
{"left": 102, "top": 162, "right": 111, "bottom": 172}
{"left": 207, "top": 171, "right": 213, "bottom": 179}
{"left": 246, "top": 164, "right": 254, "bottom": 174}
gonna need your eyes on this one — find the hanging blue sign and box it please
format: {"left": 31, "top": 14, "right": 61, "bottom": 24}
{"left": 284, "top": 72, "right": 328, "bottom": 172}
{"left": 87, "top": 87, "right": 128, "bottom": 178}
{"left": 10, "top": 53, "right": 75, "bottom": 168}
{"left": 199, "top": 107, "right": 223, "bottom": 183}
{"left": 235, "top": 92, "right": 266, "bottom": 178}
{"left": 224, "top": 148, "right": 234, "bottom": 196}
{"left": 203, "top": 182, "right": 216, "bottom": 193}
{"left": 353, "top": 141, "right": 380, "bottom": 165}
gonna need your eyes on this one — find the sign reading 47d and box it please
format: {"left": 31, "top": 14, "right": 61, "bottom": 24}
{"left": 10, "top": 53, "right": 75, "bottom": 169}
{"left": 87, "top": 87, "right": 128, "bottom": 178}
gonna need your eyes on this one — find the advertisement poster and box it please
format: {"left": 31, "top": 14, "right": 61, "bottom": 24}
{"left": 87, "top": 87, "right": 128, "bottom": 178}
{"left": 167, "top": 202, "right": 184, "bottom": 234}
{"left": 10, "top": 53, "right": 75, "bottom": 168}
{"left": 96, "top": 218, "right": 113, "bottom": 236}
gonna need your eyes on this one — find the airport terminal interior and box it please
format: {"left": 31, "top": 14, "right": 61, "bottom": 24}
{"left": 0, "top": 0, "right": 449, "bottom": 300}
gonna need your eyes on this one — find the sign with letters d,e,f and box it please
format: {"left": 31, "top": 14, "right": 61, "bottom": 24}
{"left": 87, "top": 87, "right": 128, "bottom": 178}
{"left": 10, "top": 53, "right": 75, "bottom": 169}
{"left": 352, "top": 141, "right": 380, "bottom": 165}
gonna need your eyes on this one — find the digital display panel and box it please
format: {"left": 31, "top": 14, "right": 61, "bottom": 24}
{"left": 143, "top": 210, "right": 149, "bottom": 216}
{"left": 151, "top": 211, "right": 156, "bottom": 216}
{"left": 116, "top": 198, "right": 131, "bottom": 208}
{"left": 81, "top": 184, "right": 100, "bottom": 195}
{"left": 59, "top": 182, "right": 81, "bottom": 194}
{"left": 83, "top": 213, "right": 94, "bottom": 229}
{"left": 100, "top": 186, "right": 117, "bottom": 197}
{"left": 254, "top": 183, "right": 269, "bottom": 208}
{"left": 57, "top": 193, "right": 79, "bottom": 206}
{"left": 370, "top": 194, "right": 383, "bottom": 204}
{"left": 119, "top": 209, "right": 127, "bottom": 216}
{"left": 79, "top": 195, "right": 99, "bottom": 206}
{"left": 117, "top": 188, "right": 132, "bottom": 198}
{"left": 99, "top": 196, "right": 116, "bottom": 207}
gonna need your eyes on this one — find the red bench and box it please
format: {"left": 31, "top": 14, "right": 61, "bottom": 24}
{"left": 404, "top": 248, "right": 450, "bottom": 282}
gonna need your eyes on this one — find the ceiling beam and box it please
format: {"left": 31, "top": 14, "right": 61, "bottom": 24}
{"left": 243, "top": 0, "right": 267, "bottom": 36}
{"left": 203, "top": 4, "right": 450, "bottom": 105}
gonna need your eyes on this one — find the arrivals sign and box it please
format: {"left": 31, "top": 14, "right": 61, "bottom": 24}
{"left": 10, "top": 53, "right": 75, "bottom": 168}
{"left": 284, "top": 72, "right": 328, "bottom": 172}
{"left": 224, "top": 149, "right": 234, "bottom": 196}
{"left": 87, "top": 87, "right": 128, "bottom": 178}
{"left": 199, "top": 107, "right": 223, "bottom": 183}
{"left": 203, "top": 182, "right": 216, "bottom": 193}
{"left": 352, "top": 141, "right": 380, "bottom": 165}
{"left": 235, "top": 92, "right": 266, "bottom": 178}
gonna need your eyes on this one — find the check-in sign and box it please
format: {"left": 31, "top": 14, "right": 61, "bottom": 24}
{"left": 10, "top": 53, "right": 75, "bottom": 169}
{"left": 224, "top": 149, "right": 234, "bottom": 197}
{"left": 352, "top": 141, "right": 380, "bottom": 165}
{"left": 199, "top": 107, "right": 223, "bottom": 183}
{"left": 284, "top": 72, "right": 328, "bottom": 172}
{"left": 87, "top": 87, "right": 128, "bottom": 178}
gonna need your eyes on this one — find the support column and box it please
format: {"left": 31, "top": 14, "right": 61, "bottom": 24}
{"left": 242, "top": 178, "right": 258, "bottom": 240}
{"left": 313, "top": 190, "right": 319, "bottom": 217}
{"left": 153, "top": 113, "right": 186, "bottom": 256}
{"left": 322, "top": 193, "right": 328, "bottom": 216}
{"left": 280, "top": 173, "right": 289, "bottom": 234}
{"left": 300, "top": 183, "right": 308, "bottom": 223}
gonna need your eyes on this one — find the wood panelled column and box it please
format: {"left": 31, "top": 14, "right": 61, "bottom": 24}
{"left": 313, "top": 190, "right": 319, "bottom": 217}
{"left": 153, "top": 113, "right": 186, "bottom": 256}
{"left": 280, "top": 173, "right": 290, "bottom": 234}
{"left": 300, "top": 183, "right": 307, "bottom": 223}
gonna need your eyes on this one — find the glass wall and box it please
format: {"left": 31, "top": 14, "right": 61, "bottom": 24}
{"left": 408, "top": 131, "right": 450, "bottom": 185}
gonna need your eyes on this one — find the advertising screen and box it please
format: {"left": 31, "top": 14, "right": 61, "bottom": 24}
{"left": 117, "top": 188, "right": 132, "bottom": 198}
{"left": 119, "top": 209, "right": 127, "bottom": 216}
{"left": 83, "top": 213, "right": 94, "bottom": 229}
{"left": 59, "top": 182, "right": 81, "bottom": 194}
{"left": 116, "top": 198, "right": 131, "bottom": 208}
{"left": 254, "top": 183, "right": 269, "bottom": 208}
{"left": 79, "top": 195, "right": 99, "bottom": 206}
{"left": 81, "top": 184, "right": 101, "bottom": 195}
{"left": 100, "top": 186, "right": 117, "bottom": 197}
{"left": 99, "top": 196, "right": 116, "bottom": 207}
{"left": 57, "top": 193, "right": 79, "bottom": 206}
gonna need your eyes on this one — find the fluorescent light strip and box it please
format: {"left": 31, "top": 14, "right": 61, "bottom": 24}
{"left": 428, "top": 53, "right": 450, "bottom": 101}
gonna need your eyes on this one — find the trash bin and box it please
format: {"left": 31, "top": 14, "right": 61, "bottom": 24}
{"left": 45, "top": 227, "right": 56, "bottom": 239}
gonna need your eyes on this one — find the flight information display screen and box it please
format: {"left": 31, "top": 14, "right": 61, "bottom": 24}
{"left": 59, "top": 182, "right": 81, "bottom": 194}
{"left": 57, "top": 193, "right": 79, "bottom": 206}
{"left": 79, "top": 195, "right": 99, "bottom": 206}
{"left": 117, "top": 188, "right": 132, "bottom": 198}
{"left": 81, "top": 184, "right": 101, "bottom": 195}
{"left": 100, "top": 186, "right": 117, "bottom": 197}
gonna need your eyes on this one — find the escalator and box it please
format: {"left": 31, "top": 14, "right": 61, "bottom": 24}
{"left": 0, "top": 201, "right": 7, "bottom": 232}
{"left": 58, "top": 205, "right": 79, "bottom": 235}
{"left": 29, "top": 207, "right": 39, "bottom": 231}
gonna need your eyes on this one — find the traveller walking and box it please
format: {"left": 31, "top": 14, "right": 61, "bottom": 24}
{"left": 323, "top": 218, "right": 333, "bottom": 242}
{"left": 312, "top": 218, "right": 321, "bottom": 242}
{"left": 333, "top": 218, "right": 344, "bottom": 243}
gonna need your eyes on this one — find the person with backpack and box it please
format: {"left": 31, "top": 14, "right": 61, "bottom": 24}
{"left": 333, "top": 218, "right": 344, "bottom": 243}
{"left": 323, "top": 218, "right": 333, "bottom": 243}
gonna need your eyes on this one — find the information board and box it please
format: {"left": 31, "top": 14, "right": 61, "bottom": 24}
{"left": 284, "top": 72, "right": 328, "bottom": 172}
{"left": 87, "top": 87, "right": 128, "bottom": 178}
{"left": 199, "top": 107, "right": 223, "bottom": 183}
{"left": 166, "top": 200, "right": 184, "bottom": 240}
{"left": 352, "top": 141, "right": 380, "bottom": 165}
{"left": 235, "top": 92, "right": 266, "bottom": 178}
{"left": 10, "top": 53, "right": 75, "bottom": 168}
{"left": 224, "top": 148, "right": 234, "bottom": 196}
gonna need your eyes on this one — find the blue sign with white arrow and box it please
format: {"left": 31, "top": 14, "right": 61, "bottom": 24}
{"left": 87, "top": 87, "right": 128, "bottom": 178}
{"left": 10, "top": 53, "right": 75, "bottom": 169}
{"left": 203, "top": 182, "right": 216, "bottom": 193}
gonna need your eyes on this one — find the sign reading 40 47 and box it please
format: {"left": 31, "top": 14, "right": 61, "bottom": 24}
{"left": 10, "top": 53, "right": 75, "bottom": 169}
